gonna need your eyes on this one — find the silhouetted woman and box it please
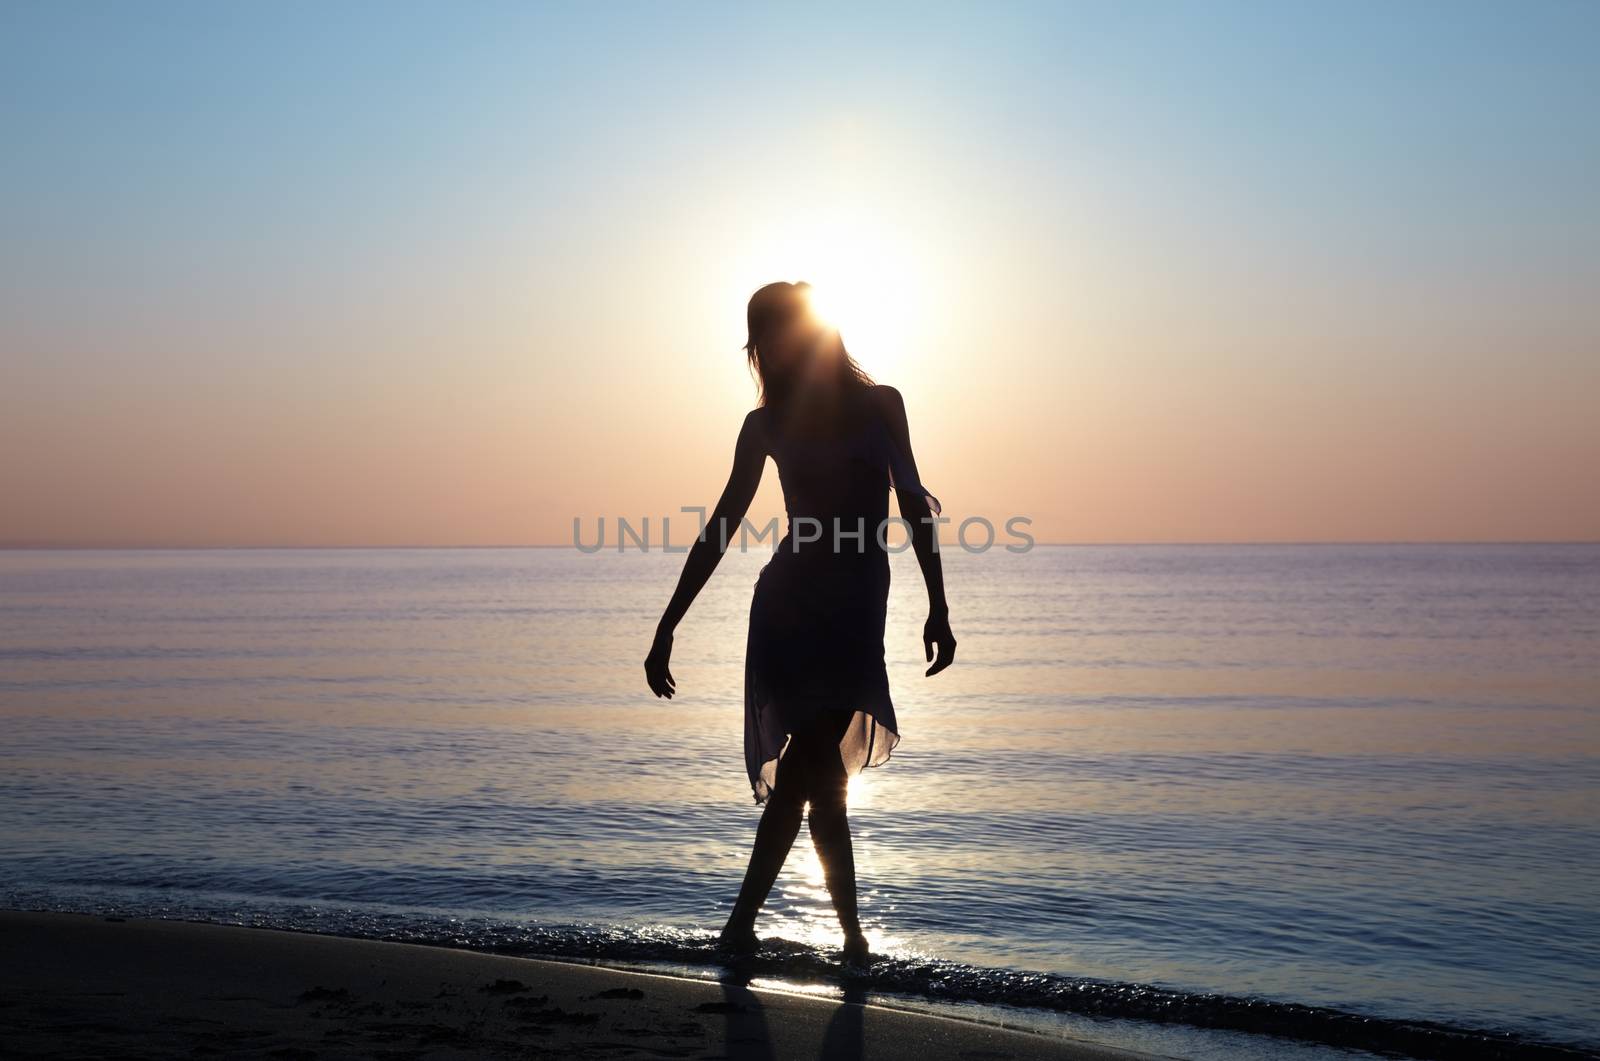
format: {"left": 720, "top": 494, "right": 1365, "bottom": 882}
{"left": 645, "top": 281, "right": 955, "bottom": 963}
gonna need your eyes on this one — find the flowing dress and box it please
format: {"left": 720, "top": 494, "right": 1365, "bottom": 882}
{"left": 743, "top": 390, "right": 940, "bottom": 802}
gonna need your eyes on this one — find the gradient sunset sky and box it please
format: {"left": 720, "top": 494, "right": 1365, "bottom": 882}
{"left": 3, "top": 1, "right": 1596, "bottom": 546}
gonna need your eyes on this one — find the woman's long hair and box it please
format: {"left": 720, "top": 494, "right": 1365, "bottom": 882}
{"left": 744, "top": 281, "right": 874, "bottom": 407}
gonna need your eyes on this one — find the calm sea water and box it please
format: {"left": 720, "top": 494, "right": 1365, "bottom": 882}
{"left": 1, "top": 546, "right": 1596, "bottom": 1060}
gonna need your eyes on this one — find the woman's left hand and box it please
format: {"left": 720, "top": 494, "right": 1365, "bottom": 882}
{"left": 923, "top": 610, "right": 957, "bottom": 677}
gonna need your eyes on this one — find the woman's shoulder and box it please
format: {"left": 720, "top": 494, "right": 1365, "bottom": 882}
{"left": 865, "top": 383, "right": 905, "bottom": 411}
{"left": 741, "top": 406, "right": 776, "bottom": 449}
{"left": 863, "top": 384, "right": 908, "bottom": 428}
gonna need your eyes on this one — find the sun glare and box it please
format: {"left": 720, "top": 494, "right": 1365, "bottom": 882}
{"left": 721, "top": 204, "right": 943, "bottom": 385}
{"left": 801, "top": 284, "right": 842, "bottom": 332}
{"left": 798, "top": 264, "right": 925, "bottom": 382}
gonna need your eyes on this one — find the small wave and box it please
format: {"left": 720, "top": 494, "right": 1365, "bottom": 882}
{"left": 3, "top": 887, "right": 1592, "bottom": 1061}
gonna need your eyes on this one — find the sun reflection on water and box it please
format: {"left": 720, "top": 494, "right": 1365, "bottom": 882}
{"left": 759, "top": 825, "right": 905, "bottom": 957}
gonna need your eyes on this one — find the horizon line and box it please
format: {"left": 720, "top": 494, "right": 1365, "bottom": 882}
{"left": 2, "top": 540, "right": 1597, "bottom": 551}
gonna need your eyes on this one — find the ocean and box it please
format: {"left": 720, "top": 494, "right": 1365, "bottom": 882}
{"left": 1, "top": 545, "right": 1596, "bottom": 1060}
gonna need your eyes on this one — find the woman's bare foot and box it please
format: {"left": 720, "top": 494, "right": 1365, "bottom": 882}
{"left": 717, "top": 922, "right": 759, "bottom": 954}
{"left": 841, "top": 930, "right": 870, "bottom": 966}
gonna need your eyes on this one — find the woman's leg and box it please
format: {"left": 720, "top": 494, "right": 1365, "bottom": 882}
{"left": 720, "top": 739, "right": 809, "bottom": 945}
{"left": 721, "top": 711, "right": 868, "bottom": 958}
{"left": 804, "top": 711, "right": 868, "bottom": 959}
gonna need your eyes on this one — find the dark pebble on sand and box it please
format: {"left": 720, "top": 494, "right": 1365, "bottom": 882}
{"left": 503, "top": 995, "right": 550, "bottom": 1009}
{"left": 297, "top": 987, "right": 352, "bottom": 1003}
{"left": 478, "top": 978, "right": 531, "bottom": 994}
{"left": 517, "top": 1005, "right": 599, "bottom": 1026}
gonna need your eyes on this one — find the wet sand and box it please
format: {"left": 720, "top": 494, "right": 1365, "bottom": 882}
{"left": 0, "top": 912, "right": 1152, "bottom": 1060}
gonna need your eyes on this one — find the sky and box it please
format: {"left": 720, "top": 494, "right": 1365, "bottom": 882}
{"left": 2, "top": 0, "right": 1596, "bottom": 546}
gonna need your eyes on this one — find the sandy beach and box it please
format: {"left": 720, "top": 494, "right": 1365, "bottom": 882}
{"left": 0, "top": 912, "right": 1150, "bottom": 1060}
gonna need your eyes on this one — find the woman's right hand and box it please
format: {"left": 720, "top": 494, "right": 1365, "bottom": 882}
{"left": 644, "top": 628, "right": 676, "bottom": 699}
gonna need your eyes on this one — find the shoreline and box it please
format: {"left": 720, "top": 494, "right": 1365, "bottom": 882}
{"left": 0, "top": 911, "right": 1154, "bottom": 1060}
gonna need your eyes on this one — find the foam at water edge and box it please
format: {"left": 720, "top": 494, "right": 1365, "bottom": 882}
{"left": 4, "top": 887, "right": 1591, "bottom": 1061}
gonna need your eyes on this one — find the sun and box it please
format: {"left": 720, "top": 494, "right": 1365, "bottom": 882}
{"left": 801, "top": 273, "right": 919, "bottom": 374}
{"left": 800, "top": 283, "right": 844, "bottom": 333}
{"left": 796, "top": 259, "right": 926, "bottom": 384}
{"left": 724, "top": 204, "right": 940, "bottom": 385}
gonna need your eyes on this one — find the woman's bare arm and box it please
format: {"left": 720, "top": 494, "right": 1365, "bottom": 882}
{"left": 876, "top": 386, "right": 957, "bottom": 677}
{"left": 644, "top": 410, "right": 767, "bottom": 698}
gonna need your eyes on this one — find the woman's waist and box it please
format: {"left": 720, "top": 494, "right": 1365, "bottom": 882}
{"left": 763, "top": 534, "right": 891, "bottom": 575}
{"left": 755, "top": 548, "right": 890, "bottom": 609}
{"left": 775, "top": 513, "right": 895, "bottom": 552}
